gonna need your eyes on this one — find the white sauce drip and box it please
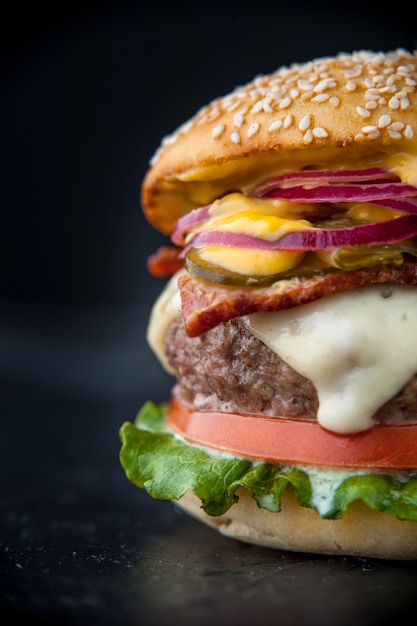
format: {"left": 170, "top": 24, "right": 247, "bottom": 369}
{"left": 246, "top": 285, "right": 417, "bottom": 434}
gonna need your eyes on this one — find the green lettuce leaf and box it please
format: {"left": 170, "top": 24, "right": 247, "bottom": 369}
{"left": 119, "top": 402, "right": 417, "bottom": 521}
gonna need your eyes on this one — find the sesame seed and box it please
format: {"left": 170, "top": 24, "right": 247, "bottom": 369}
{"left": 380, "top": 84, "right": 397, "bottom": 94}
{"left": 404, "top": 125, "right": 414, "bottom": 138}
{"left": 298, "top": 114, "right": 311, "bottom": 131}
{"left": 389, "top": 121, "right": 405, "bottom": 131}
{"left": 345, "top": 80, "right": 356, "bottom": 91}
{"left": 365, "top": 101, "right": 377, "bottom": 110}
{"left": 161, "top": 134, "right": 177, "bottom": 146}
{"left": 344, "top": 68, "right": 362, "bottom": 78}
{"left": 303, "top": 129, "right": 313, "bottom": 143}
{"left": 233, "top": 113, "right": 244, "bottom": 127}
{"left": 268, "top": 119, "right": 283, "bottom": 132}
{"left": 230, "top": 131, "right": 241, "bottom": 144}
{"left": 251, "top": 100, "right": 264, "bottom": 113}
{"left": 378, "top": 114, "right": 391, "bottom": 128}
{"left": 263, "top": 100, "right": 273, "bottom": 113}
{"left": 208, "top": 107, "right": 221, "bottom": 121}
{"left": 298, "top": 79, "right": 314, "bottom": 91}
{"left": 400, "top": 97, "right": 410, "bottom": 109}
{"left": 279, "top": 97, "right": 292, "bottom": 109}
{"left": 311, "top": 93, "right": 329, "bottom": 103}
{"left": 283, "top": 113, "right": 293, "bottom": 128}
{"left": 226, "top": 100, "right": 241, "bottom": 112}
{"left": 247, "top": 122, "right": 260, "bottom": 137}
{"left": 314, "top": 78, "right": 336, "bottom": 93}
{"left": 181, "top": 119, "right": 194, "bottom": 134}
{"left": 329, "top": 96, "right": 340, "bottom": 106}
{"left": 386, "top": 74, "right": 398, "bottom": 85}
{"left": 389, "top": 96, "right": 400, "bottom": 109}
{"left": 212, "top": 124, "right": 225, "bottom": 139}
{"left": 362, "top": 125, "right": 379, "bottom": 135}
{"left": 312, "top": 126, "right": 329, "bottom": 138}
{"left": 197, "top": 114, "right": 208, "bottom": 126}
{"left": 357, "top": 106, "right": 371, "bottom": 118}
{"left": 365, "top": 91, "right": 379, "bottom": 100}
{"left": 387, "top": 130, "right": 402, "bottom": 139}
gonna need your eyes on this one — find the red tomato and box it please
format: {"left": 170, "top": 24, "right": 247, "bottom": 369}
{"left": 166, "top": 398, "right": 417, "bottom": 469}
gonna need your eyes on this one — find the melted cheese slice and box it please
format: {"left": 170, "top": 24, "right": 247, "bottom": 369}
{"left": 246, "top": 284, "right": 417, "bottom": 434}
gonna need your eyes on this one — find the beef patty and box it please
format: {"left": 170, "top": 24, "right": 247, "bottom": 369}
{"left": 165, "top": 316, "right": 417, "bottom": 426}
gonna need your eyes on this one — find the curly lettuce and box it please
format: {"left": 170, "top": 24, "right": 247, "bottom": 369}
{"left": 119, "top": 402, "right": 417, "bottom": 521}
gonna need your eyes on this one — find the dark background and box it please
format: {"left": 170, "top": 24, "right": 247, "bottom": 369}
{"left": 2, "top": 3, "right": 417, "bottom": 625}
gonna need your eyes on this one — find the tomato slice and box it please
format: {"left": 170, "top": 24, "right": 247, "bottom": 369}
{"left": 166, "top": 398, "right": 417, "bottom": 469}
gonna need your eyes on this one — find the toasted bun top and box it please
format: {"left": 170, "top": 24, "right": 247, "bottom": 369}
{"left": 142, "top": 49, "right": 417, "bottom": 234}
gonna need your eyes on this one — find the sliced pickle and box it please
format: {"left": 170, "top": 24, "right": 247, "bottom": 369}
{"left": 318, "top": 242, "right": 417, "bottom": 270}
{"left": 185, "top": 240, "right": 417, "bottom": 288}
{"left": 184, "top": 248, "right": 334, "bottom": 287}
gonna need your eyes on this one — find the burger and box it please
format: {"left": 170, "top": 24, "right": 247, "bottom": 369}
{"left": 120, "top": 49, "right": 417, "bottom": 559}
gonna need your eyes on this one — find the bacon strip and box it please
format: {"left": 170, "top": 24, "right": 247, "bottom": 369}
{"left": 147, "top": 246, "right": 183, "bottom": 278}
{"left": 178, "top": 261, "right": 417, "bottom": 337}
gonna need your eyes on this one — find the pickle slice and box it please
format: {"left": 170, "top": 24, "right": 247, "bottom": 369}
{"left": 184, "top": 248, "right": 333, "bottom": 287}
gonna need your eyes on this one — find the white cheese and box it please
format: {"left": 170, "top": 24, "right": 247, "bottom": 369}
{"left": 246, "top": 284, "right": 417, "bottom": 434}
{"left": 147, "top": 270, "right": 184, "bottom": 375}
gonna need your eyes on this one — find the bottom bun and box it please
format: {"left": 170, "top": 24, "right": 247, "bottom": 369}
{"left": 176, "top": 487, "right": 417, "bottom": 560}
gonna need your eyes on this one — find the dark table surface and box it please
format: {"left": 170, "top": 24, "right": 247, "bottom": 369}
{"left": 2, "top": 299, "right": 417, "bottom": 626}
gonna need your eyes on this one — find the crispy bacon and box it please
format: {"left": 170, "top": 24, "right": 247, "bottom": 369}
{"left": 147, "top": 246, "right": 183, "bottom": 278}
{"left": 178, "top": 261, "right": 417, "bottom": 337}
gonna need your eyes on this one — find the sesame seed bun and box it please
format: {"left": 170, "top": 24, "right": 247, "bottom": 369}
{"left": 139, "top": 48, "right": 417, "bottom": 560}
{"left": 142, "top": 49, "right": 417, "bottom": 235}
{"left": 177, "top": 487, "right": 417, "bottom": 560}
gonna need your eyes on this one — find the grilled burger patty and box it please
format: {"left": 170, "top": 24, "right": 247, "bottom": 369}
{"left": 165, "top": 316, "right": 417, "bottom": 426}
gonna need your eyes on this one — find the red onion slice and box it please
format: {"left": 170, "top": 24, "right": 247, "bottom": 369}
{"left": 377, "top": 197, "right": 417, "bottom": 214}
{"left": 250, "top": 167, "right": 400, "bottom": 196}
{"left": 185, "top": 215, "right": 417, "bottom": 251}
{"left": 171, "top": 205, "right": 210, "bottom": 245}
{"left": 171, "top": 167, "right": 417, "bottom": 255}
{"left": 264, "top": 182, "right": 417, "bottom": 203}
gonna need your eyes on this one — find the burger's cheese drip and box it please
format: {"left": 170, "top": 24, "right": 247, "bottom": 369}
{"left": 246, "top": 284, "right": 417, "bottom": 434}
